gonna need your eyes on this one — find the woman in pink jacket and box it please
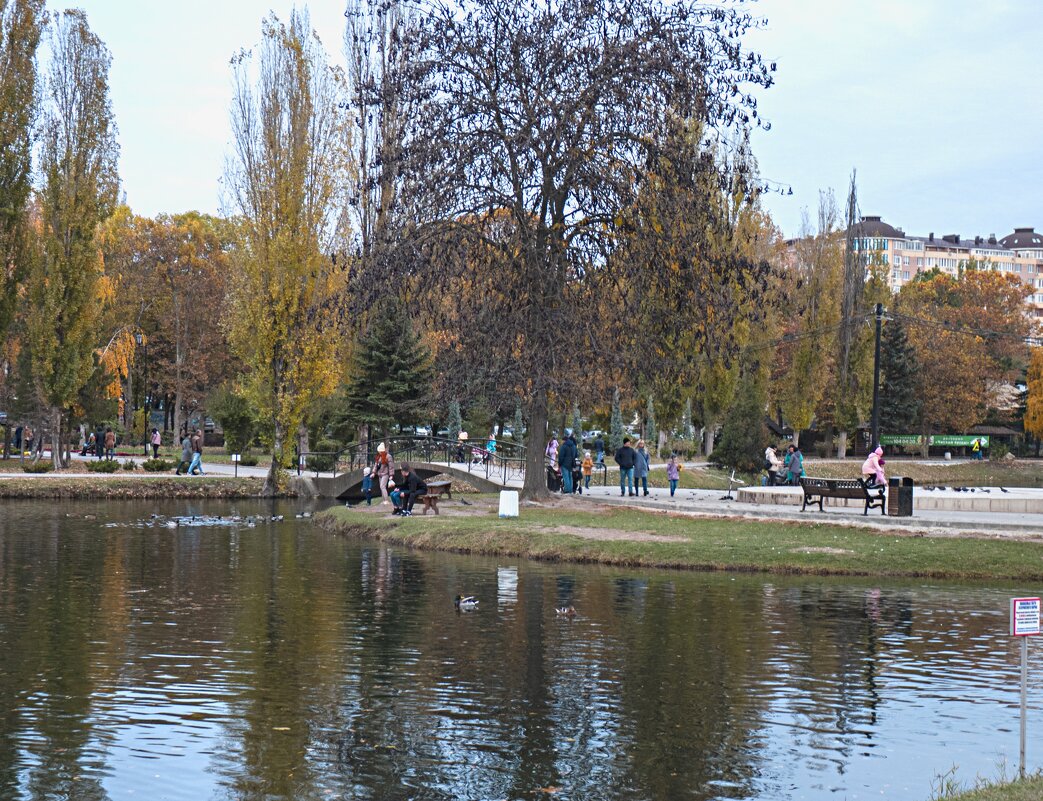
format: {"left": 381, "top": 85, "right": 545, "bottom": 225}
{"left": 861, "top": 446, "right": 886, "bottom": 487}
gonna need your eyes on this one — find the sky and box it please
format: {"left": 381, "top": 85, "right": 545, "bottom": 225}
{"left": 71, "top": 0, "right": 1043, "bottom": 239}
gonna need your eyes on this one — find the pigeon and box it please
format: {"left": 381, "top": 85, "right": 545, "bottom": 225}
{"left": 1000, "top": 487, "right": 1009, "bottom": 493}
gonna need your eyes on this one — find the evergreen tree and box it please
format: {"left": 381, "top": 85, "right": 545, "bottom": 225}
{"left": 610, "top": 388, "right": 625, "bottom": 452}
{"left": 645, "top": 395, "right": 657, "bottom": 456}
{"left": 447, "top": 400, "right": 462, "bottom": 441}
{"left": 340, "top": 296, "right": 433, "bottom": 436}
{"left": 711, "top": 373, "right": 768, "bottom": 474}
{"left": 879, "top": 317, "right": 921, "bottom": 436}
{"left": 513, "top": 401, "right": 524, "bottom": 442}
{"left": 681, "top": 398, "right": 694, "bottom": 441}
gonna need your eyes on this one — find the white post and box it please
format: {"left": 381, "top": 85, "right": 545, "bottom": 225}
{"left": 1021, "top": 635, "right": 1028, "bottom": 779}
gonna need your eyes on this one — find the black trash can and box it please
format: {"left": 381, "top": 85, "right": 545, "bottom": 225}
{"left": 887, "top": 477, "right": 914, "bottom": 516}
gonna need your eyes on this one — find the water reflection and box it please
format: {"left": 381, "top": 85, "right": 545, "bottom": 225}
{"left": 0, "top": 500, "right": 1039, "bottom": 800}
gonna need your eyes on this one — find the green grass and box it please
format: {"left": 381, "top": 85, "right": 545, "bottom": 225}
{"left": 929, "top": 774, "right": 1043, "bottom": 801}
{"left": 316, "top": 501, "right": 1043, "bottom": 580}
{"left": 0, "top": 476, "right": 267, "bottom": 499}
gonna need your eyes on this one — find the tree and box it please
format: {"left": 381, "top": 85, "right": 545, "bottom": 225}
{"left": 209, "top": 385, "right": 257, "bottom": 455}
{"left": 337, "top": 296, "right": 433, "bottom": 437}
{"left": 512, "top": 401, "right": 523, "bottom": 443}
{"left": 25, "top": 10, "right": 119, "bottom": 468}
{"left": 572, "top": 404, "right": 582, "bottom": 440}
{"left": 681, "top": 398, "right": 694, "bottom": 442}
{"left": 878, "top": 317, "right": 921, "bottom": 435}
{"left": 610, "top": 388, "right": 625, "bottom": 453}
{"left": 396, "top": 0, "right": 772, "bottom": 497}
{"left": 225, "top": 11, "right": 349, "bottom": 494}
{"left": 711, "top": 372, "right": 768, "bottom": 474}
{"left": 1026, "top": 348, "right": 1043, "bottom": 455}
{"left": 0, "top": 0, "right": 45, "bottom": 341}
{"left": 644, "top": 395, "right": 657, "bottom": 457}
{"left": 447, "top": 399, "right": 462, "bottom": 442}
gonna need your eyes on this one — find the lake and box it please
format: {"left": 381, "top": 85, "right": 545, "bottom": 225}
{"left": 0, "top": 499, "right": 1039, "bottom": 800}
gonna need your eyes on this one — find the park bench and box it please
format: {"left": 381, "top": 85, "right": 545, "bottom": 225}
{"left": 799, "top": 476, "right": 885, "bottom": 516}
{"left": 416, "top": 480, "right": 453, "bottom": 515}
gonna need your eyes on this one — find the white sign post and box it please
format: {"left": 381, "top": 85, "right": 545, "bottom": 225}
{"left": 231, "top": 453, "right": 241, "bottom": 478}
{"left": 1010, "top": 597, "right": 1041, "bottom": 778}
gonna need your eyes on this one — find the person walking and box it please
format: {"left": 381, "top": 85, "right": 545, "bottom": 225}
{"left": 785, "top": 444, "right": 804, "bottom": 486}
{"left": 176, "top": 432, "right": 193, "bottom": 475}
{"left": 666, "top": 452, "right": 680, "bottom": 497}
{"left": 374, "top": 442, "right": 394, "bottom": 504}
{"left": 594, "top": 434, "right": 605, "bottom": 465}
{"left": 634, "top": 439, "right": 651, "bottom": 496}
{"left": 485, "top": 433, "right": 497, "bottom": 464}
{"left": 150, "top": 428, "right": 162, "bottom": 460}
{"left": 558, "top": 429, "right": 578, "bottom": 494}
{"left": 765, "top": 444, "right": 783, "bottom": 486}
{"left": 188, "top": 429, "right": 205, "bottom": 475}
{"left": 971, "top": 437, "right": 983, "bottom": 460}
{"left": 614, "top": 437, "right": 638, "bottom": 497}
{"left": 103, "top": 427, "right": 116, "bottom": 460}
{"left": 581, "top": 451, "right": 594, "bottom": 491}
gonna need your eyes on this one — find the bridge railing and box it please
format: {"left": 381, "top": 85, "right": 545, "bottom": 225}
{"left": 297, "top": 435, "right": 528, "bottom": 487}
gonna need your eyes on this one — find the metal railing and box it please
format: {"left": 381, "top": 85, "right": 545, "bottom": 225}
{"left": 297, "top": 435, "right": 528, "bottom": 487}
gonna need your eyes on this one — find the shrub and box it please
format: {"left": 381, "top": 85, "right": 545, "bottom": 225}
{"left": 122, "top": 459, "right": 138, "bottom": 471}
{"left": 142, "top": 458, "right": 175, "bottom": 472}
{"left": 306, "top": 438, "right": 342, "bottom": 472}
{"left": 989, "top": 441, "right": 1009, "bottom": 460}
{"left": 86, "top": 459, "right": 120, "bottom": 473}
{"left": 22, "top": 461, "right": 54, "bottom": 474}
{"left": 239, "top": 454, "right": 259, "bottom": 467}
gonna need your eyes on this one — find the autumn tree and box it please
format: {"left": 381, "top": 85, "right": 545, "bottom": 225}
{"left": 394, "top": 0, "right": 773, "bottom": 496}
{"left": 25, "top": 10, "right": 119, "bottom": 467}
{"left": 1025, "top": 347, "right": 1043, "bottom": 456}
{"left": 225, "top": 11, "right": 349, "bottom": 494}
{"left": 0, "top": 0, "right": 45, "bottom": 341}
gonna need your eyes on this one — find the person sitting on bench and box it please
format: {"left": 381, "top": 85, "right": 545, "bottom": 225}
{"left": 861, "top": 446, "right": 886, "bottom": 488}
{"left": 397, "top": 463, "right": 428, "bottom": 517}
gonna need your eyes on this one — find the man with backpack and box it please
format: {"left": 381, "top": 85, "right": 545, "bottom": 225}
{"left": 614, "top": 437, "right": 638, "bottom": 497}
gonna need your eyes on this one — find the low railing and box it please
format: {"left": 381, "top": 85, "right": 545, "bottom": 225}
{"left": 297, "top": 435, "right": 528, "bottom": 487}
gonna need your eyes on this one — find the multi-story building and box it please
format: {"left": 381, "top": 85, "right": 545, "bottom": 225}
{"left": 850, "top": 217, "right": 1043, "bottom": 318}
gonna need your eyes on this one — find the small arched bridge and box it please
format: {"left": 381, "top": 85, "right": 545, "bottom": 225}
{"left": 301, "top": 436, "right": 528, "bottom": 500}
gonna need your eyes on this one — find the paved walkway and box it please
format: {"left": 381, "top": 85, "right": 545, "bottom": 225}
{"left": 571, "top": 484, "right": 1043, "bottom": 536}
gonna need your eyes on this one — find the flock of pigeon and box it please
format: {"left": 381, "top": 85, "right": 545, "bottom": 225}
{"left": 921, "top": 486, "right": 1010, "bottom": 493}
{"left": 98, "top": 512, "right": 316, "bottom": 529}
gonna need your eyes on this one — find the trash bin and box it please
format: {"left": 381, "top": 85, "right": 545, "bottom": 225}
{"left": 887, "top": 477, "right": 914, "bottom": 516}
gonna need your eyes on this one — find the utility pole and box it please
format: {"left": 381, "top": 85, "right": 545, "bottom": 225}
{"left": 870, "top": 303, "right": 884, "bottom": 448}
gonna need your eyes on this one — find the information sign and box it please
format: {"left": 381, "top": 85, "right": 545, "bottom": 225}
{"left": 929, "top": 435, "right": 989, "bottom": 448}
{"left": 231, "top": 454, "right": 241, "bottom": 463}
{"left": 879, "top": 435, "right": 923, "bottom": 446}
{"left": 1010, "top": 597, "right": 1041, "bottom": 637}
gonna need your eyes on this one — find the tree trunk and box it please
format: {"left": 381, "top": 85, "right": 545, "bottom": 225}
{"left": 836, "top": 430, "right": 848, "bottom": 459}
{"left": 298, "top": 422, "right": 309, "bottom": 460}
{"left": 703, "top": 422, "right": 716, "bottom": 458}
{"left": 522, "top": 391, "right": 549, "bottom": 499}
{"left": 51, "top": 408, "right": 63, "bottom": 470}
{"left": 263, "top": 419, "right": 285, "bottom": 497}
{"left": 792, "top": 430, "right": 801, "bottom": 448}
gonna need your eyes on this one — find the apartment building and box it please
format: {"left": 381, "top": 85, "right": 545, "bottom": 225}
{"left": 850, "top": 217, "right": 1043, "bottom": 317}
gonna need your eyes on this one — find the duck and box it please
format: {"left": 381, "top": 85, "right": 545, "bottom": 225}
{"left": 555, "top": 606, "right": 576, "bottom": 617}
{"left": 454, "top": 595, "right": 479, "bottom": 610}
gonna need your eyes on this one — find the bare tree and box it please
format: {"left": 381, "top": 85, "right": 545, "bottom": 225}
{"left": 391, "top": 0, "right": 772, "bottom": 496}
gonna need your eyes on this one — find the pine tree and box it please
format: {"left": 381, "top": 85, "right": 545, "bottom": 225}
{"left": 513, "top": 401, "right": 524, "bottom": 442}
{"left": 879, "top": 317, "right": 922, "bottom": 436}
{"left": 341, "top": 296, "right": 433, "bottom": 436}
{"left": 645, "top": 395, "right": 657, "bottom": 456}
{"left": 711, "top": 373, "right": 768, "bottom": 474}
{"left": 447, "top": 400, "right": 462, "bottom": 441}
{"left": 610, "top": 388, "right": 625, "bottom": 452}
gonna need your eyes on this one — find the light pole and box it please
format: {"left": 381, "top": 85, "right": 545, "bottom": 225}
{"left": 870, "top": 303, "right": 885, "bottom": 450}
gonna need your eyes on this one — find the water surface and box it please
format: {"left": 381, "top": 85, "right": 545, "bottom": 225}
{"left": 0, "top": 499, "right": 1040, "bottom": 800}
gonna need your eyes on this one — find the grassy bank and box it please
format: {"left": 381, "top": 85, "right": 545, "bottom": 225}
{"left": 931, "top": 775, "right": 1043, "bottom": 801}
{"left": 0, "top": 476, "right": 267, "bottom": 499}
{"left": 315, "top": 499, "right": 1043, "bottom": 580}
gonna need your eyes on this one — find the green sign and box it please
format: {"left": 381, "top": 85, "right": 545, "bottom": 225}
{"left": 928, "top": 435, "right": 989, "bottom": 448}
{"left": 879, "top": 435, "right": 923, "bottom": 446}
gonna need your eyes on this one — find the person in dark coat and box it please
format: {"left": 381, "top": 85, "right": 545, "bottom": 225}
{"left": 594, "top": 435, "right": 605, "bottom": 464}
{"left": 558, "top": 429, "right": 578, "bottom": 494}
{"left": 614, "top": 437, "right": 638, "bottom": 497}
{"left": 396, "top": 463, "right": 428, "bottom": 516}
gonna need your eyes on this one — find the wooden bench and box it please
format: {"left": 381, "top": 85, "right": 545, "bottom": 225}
{"left": 416, "top": 481, "right": 452, "bottom": 515}
{"left": 799, "top": 477, "right": 885, "bottom": 515}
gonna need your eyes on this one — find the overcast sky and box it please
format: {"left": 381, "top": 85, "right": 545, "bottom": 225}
{"left": 73, "top": 0, "right": 1043, "bottom": 239}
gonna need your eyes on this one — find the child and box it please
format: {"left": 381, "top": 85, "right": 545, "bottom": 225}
{"left": 666, "top": 452, "right": 680, "bottom": 497}
{"left": 388, "top": 480, "right": 403, "bottom": 514}
{"left": 581, "top": 451, "right": 594, "bottom": 491}
{"left": 861, "top": 446, "right": 886, "bottom": 487}
{"left": 361, "top": 466, "right": 374, "bottom": 505}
